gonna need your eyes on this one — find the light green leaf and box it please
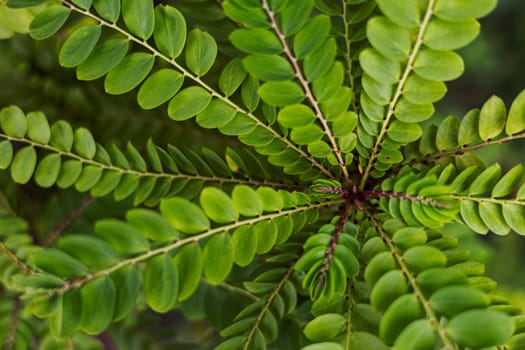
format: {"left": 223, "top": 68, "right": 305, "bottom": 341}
{"left": 293, "top": 15, "right": 331, "bottom": 59}
{"left": 35, "top": 154, "right": 61, "bottom": 188}
{"left": 435, "top": 115, "right": 459, "bottom": 150}
{"left": 93, "top": 0, "right": 120, "bottom": 22}
{"left": 430, "top": 285, "right": 489, "bottom": 318}
{"left": 424, "top": 18, "right": 480, "bottom": 51}
{"left": 290, "top": 124, "right": 324, "bottom": 145}
{"left": 278, "top": 0, "right": 313, "bottom": 36}
{"left": 360, "top": 48, "right": 401, "bottom": 85}
{"left": 394, "top": 98, "right": 434, "bottom": 123}
{"left": 203, "top": 232, "right": 233, "bottom": 284}
{"left": 0, "top": 141, "right": 13, "bottom": 169}
{"left": 403, "top": 246, "right": 446, "bottom": 274}
{"left": 0, "top": 105, "right": 26, "bottom": 137}
{"left": 303, "top": 38, "right": 336, "bottom": 81}
{"left": 154, "top": 5, "right": 186, "bottom": 59}
{"left": 174, "top": 242, "right": 203, "bottom": 301}
{"left": 460, "top": 200, "right": 489, "bottom": 234}
{"left": 375, "top": 0, "right": 420, "bottom": 28}
{"left": 380, "top": 294, "right": 423, "bottom": 345}
{"left": 122, "top": 0, "right": 154, "bottom": 40}
{"left": 469, "top": 163, "right": 501, "bottom": 195}
{"left": 126, "top": 208, "right": 179, "bottom": 242}
{"left": 393, "top": 319, "right": 435, "bottom": 350}
{"left": 258, "top": 81, "right": 304, "bottom": 106}
{"left": 196, "top": 99, "right": 237, "bottom": 129}
{"left": 105, "top": 52, "right": 155, "bottom": 95}
{"left": 74, "top": 165, "right": 102, "bottom": 192}
{"left": 58, "top": 235, "right": 118, "bottom": 270}
{"left": 348, "top": 332, "right": 388, "bottom": 350}
{"left": 370, "top": 270, "right": 408, "bottom": 312}
{"left": 229, "top": 28, "right": 282, "bottom": 55}
{"left": 219, "top": 58, "right": 247, "bottom": 96}
{"left": 160, "top": 197, "right": 210, "bottom": 234}
{"left": 111, "top": 266, "right": 140, "bottom": 321}
{"left": 59, "top": 25, "right": 101, "bottom": 68}
{"left": 137, "top": 69, "right": 184, "bottom": 110}
{"left": 458, "top": 109, "right": 481, "bottom": 146}
{"left": 200, "top": 187, "right": 239, "bottom": 223}
{"left": 26, "top": 111, "right": 50, "bottom": 144}
{"left": 302, "top": 343, "right": 344, "bottom": 350}
{"left": 414, "top": 49, "right": 464, "bottom": 81}
{"left": 303, "top": 313, "right": 346, "bottom": 341}
{"left": 144, "top": 254, "right": 178, "bottom": 313}
{"left": 11, "top": 146, "right": 36, "bottom": 184}
{"left": 403, "top": 74, "right": 446, "bottom": 104}
{"left": 255, "top": 220, "right": 278, "bottom": 254}
{"left": 479, "top": 202, "right": 510, "bottom": 235}
{"left": 50, "top": 290, "right": 82, "bottom": 339}
{"left": 506, "top": 89, "right": 525, "bottom": 134}
{"left": 71, "top": 0, "right": 91, "bottom": 10}
{"left": 74, "top": 127, "right": 96, "bottom": 159}
{"left": 185, "top": 29, "right": 217, "bottom": 76}
{"left": 367, "top": 16, "right": 411, "bottom": 61}
{"left": 56, "top": 160, "right": 82, "bottom": 189}
{"left": 232, "top": 226, "right": 256, "bottom": 266}
{"left": 223, "top": 0, "right": 269, "bottom": 28}
{"left": 94, "top": 219, "right": 150, "bottom": 255}
{"left": 435, "top": 0, "right": 497, "bottom": 21}
{"left": 242, "top": 55, "right": 294, "bottom": 81}
{"left": 80, "top": 276, "right": 116, "bottom": 334}
{"left": 77, "top": 39, "right": 129, "bottom": 81}
{"left": 479, "top": 95, "right": 506, "bottom": 140}
{"left": 232, "top": 185, "right": 263, "bottom": 217}
{"left": 168, "top": 86, "right": 211, "bottom": 121}
{"left": 277, "top": 104, "right": 316, "bottom": 128}
{"left": 30, "top": 248, "right": 89, "bottom": 278}
{"left": 502, "top": 204, "right": 525, "bottom": 235}
{"left": 492, "top": 164, "right": 523, "bottom": 198}
{"left": 446, "top": 309, "right": 514, "bottom": 348}
{"left": 387, "top": 120, "right": 422, "bottom": 143}
{"left": 29, "top": 5, "right": 70, "bottom": 40}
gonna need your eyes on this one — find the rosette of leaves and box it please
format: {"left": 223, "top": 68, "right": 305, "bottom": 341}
{"left": 0, "top": 0, "right": 524, "bottom": 349}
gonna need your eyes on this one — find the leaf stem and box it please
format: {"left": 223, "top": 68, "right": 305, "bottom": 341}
{"left": 243, "top": 263, "right": 295, "bottom": 350}
{"left": 340, "top": 0, "right": 359, "bottom": 113}
{"left": 59, "top": 0, "right": 335, "bottom": 179}
{"left": 260, "top": 0, "right": 350, "bottom": 184}
{"left": 0, "top": 133, "right": 297, "bottom": 189}
{"left": 35, "top": 199, "right": 344, "bottom": 299}
{"left": 359, "top": 0, "right": 437, "bottom": 189}
{"left": 368, "top": 214, "right": 456, "bottom": 350}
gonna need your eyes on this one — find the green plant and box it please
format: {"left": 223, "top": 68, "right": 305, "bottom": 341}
{"left": 1, "top": 0, "right": 525, "bottom": 349}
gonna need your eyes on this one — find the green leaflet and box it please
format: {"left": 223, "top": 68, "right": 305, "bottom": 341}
{"left": 0, "top": 105, "right": 26, "bottom": 137}
{"left": 392, "top": 319, "right": 435, "bottom": 350}
{"left": 258, "top": 81, "right": 304, "bottom": 106}
{"left": 94, "top": 219, "right": 150, "bottom": 255}
{"left": 203, "top": 232, "right": 233, "bottom": 284}
{"left": 279, "top": 0, "right": 313, "bottom": 36}
{"left": 379, "top": 294, "right": 423, "bottom": 345}
{"left": 506, "top": 89, "right": 525, "bottom": 134}
{"left": 144, "top": 254, "right": 179, "bottom": 313}
{"left": 50, "top": 289, "right": 82, "bottom": 339}
{"left": 219, "top": 58, "right": 247, "bottom": 96}
{"left": 303, "top": 313, "right": 346, "bottom": 341}
{"left": 0, "top": 141, "right": 13, "bottom": 169}
{"left": 174, "top": 242, "right": 203, "bottom": 301}
{"left": 168, "top": 86, "right": 212, "bottom": 121}
{"left": 242, "top": 55, "right": 294, "bottom": 81}
{"left": 479, "top": 95, "right": 506, "bottom": 140}
{"left": 360, "top": 48, "right": 400, "bottom": 85}
{"left": 375, "top": 0, "right": 419, "bottom": 28}
{"left": 77, "top": 39, "right": 129, "bottom": 81}
{"left": 232, "top": 185, "right": 263, "bottom": 216}
{"left": 229, "top": 28, "right": 282, "bottom": 54}
{"left": 111, "top": 266, "right": 140, "bottom": 321}
{"left": 30, "top": 248, "right": 89, "bottom": 278}
{"left": 59, "top": 25, "right": 101, "bottom": 68}
{"left": 34, "top": 154, "right": 61, "bottom": 188}
{"left": 434, "top": 0, "right": 497, "bottom": 21}
{"left": 160, "top": 197, "right": 210, "bottom": 234}
{"left": 196, "top": 99, "right": 237, "bottom": 129}
{"left": 137, "top": 69, "right": 184, "bottom": 110}
{"left": 232, "top": 226, "right": 256, "bottom": 266}
{"left": 11, "top": 146, "right": 36, "bottom": 184}
{"left": 200, "top": 187, "right": 239, "bottom": 223}
{"left": 73, "top": 128, "right": 96, "bottom": 159}
{"left": 185, "top": 29, "right": 217, "bottom": 76}
{"left": 93, "top": 0, "right": 120, "bottom": 22}
{"left": 423, "top": 18, "right": 480, "bottom": 51}
{"left": 446, "top": 309, "right": 514, "bottom": 348}
{"left": 104, "top": 53, "right": 155, "bottom": 95}
{"left": 29, "top": 5, "right": 70, "bottom": 40}
{"left": 58, "top": 235, "right": 118, "bottom": 270}
{"left": 414, "top": 49, "right": 464, "bottom": 81}
{"left": 126, "top": 208, "right": 179, "bottom": 242}
{"left": 26, "top": 111, "right": 51, "bottom": 144}
{"left": 122, "top": 0, "right": 154, "bottom": 40}
{"left": 154, "top": 5, "right": 186, "bottom": 59}
{"left": 80, "top": 276, "right": 116, "bottom": 334}
{"left": 293, "top": 15, "right": 331, "bottom": 59}
{"left": 367, "top": 16, "right": 411, "bottom": 61}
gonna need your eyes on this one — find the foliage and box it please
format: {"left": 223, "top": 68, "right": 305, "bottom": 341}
{"left": 0, "top": 0, "right": 525, "bottom": 349}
